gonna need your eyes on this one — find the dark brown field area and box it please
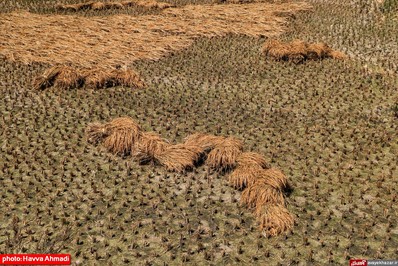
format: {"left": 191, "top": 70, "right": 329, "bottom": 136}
{"left": 1, "top": 0, "right": 397, "bottom": 265}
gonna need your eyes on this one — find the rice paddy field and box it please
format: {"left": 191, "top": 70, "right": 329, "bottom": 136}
{"left": 0, "top": 0, "right": 397, "bottom": 265}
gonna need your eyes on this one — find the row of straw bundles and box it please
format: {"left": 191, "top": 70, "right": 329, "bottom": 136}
{"left": 33, "top": 66, "right": 145, "bottom": 90}
{"left": 234, "top": 159, "right": 293, "bottom": 236}
{"left": 85, "top": 116, "right": 294, "bottom": 235}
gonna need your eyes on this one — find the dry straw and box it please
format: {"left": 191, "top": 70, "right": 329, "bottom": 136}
{"left": 32, "top": 66, "right": 78, "bottom": 90}
{"left": 229, "top": 152, "right": 271, "bottom": 189}
{"left": 84, "top": 117, "right": 295, "bottom": 235}
{"left": 260, "top": 168, "right": 288, "bottom": 190}
{"left": 262, "top": 39, "right": 347, "bottom": 62}
{"left": 183, "top": 133, "right": 226, "bottom": 153}
{"left": 257, "top": 204, "right": 294, "bottom": 236}
{"left": 56, "top": 1, "right": 174, "bottom": 11}
{"left": 102, "top": 117, "right": 142, "bottom": 156}
{"left": 83, "top": 69, "right": 146, "bottom": 89}
{"left": 0, "top": 2, "right": 312, "bottom": 68}
{"left": 157, "top": 144, "right": 203, "bottom": 172}
{"left": 206, "top": 136, "right": 244, "bottom": 170}
{"left": 134, "top": 132, "right": 170, "bottom": 163}
{"left": 33, "top": 67, "right": 145, "bottom": 90}
{"left": 240, "top": 181, "right": 285, "bottom": 210}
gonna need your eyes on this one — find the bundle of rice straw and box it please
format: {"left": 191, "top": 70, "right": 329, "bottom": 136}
{"left": 102, "top": 117, "right": 142, "bottom": 156}
{"left": 183, "top": 133, "right": 226, "bottom": 153}
{"left": 240, "top": 180, "right": 285, "bottom": 210}
{"left": 260, "top": 168, "right": 288, "bottom": 190}
{"left": 262, "top": 39, "right": 347, "bottom": 62}
{"left": 157, "top": 144, "right": 202, "bottom": 172}
{"left": 32, "top": 66, "right": 78, "bottom": 90}
{"left": 83, "top": 68, "right": 145, "bottom": 89}
{"left": 206, "top": 136, "right": 243, "bottom": 170}
{"left": 257, "top": 204, "right": 294, "bottom": 236}
{"left": 33, "top": 66, "right": 145, "bottom": 90}
{"left": 134, "top": 132, "right": 170, "bottom": 163}
{"left": 229, "top": 152, "right": 271, "bottom": 189}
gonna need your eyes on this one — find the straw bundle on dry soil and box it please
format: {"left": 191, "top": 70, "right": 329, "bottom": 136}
{"left": 183, "top": 133, "right": 226, "bottom": 153}
{"left": 236, "top": 152, "right": 271, "bottom": 169}
{"left": 85, "top": 122, "right": 109, "bottom": 145}
{"left": 133, "top": 132, "right": 170, "bottom": 163}
{"left": 56, "top": 0, "right": 174, "bottom": 11}
{"left": 240, "top": 181, "right": 285, "bottom": 209}
{"left": 156, "top": 144, "right": 203, "bottom": 172}
{"left": 257, "top": 204, "right": 294, "bottom": 236}
{"left": 262, "top": 39, "right": 347, "bottom": 62}
{"left": 260, "top": 168, "right": 288, "bottom": 190}
{"left": 33, "top": 66, "right": 145, "bottom": 90}
{"left": 102, "top": 117, "right": 142, "bottom": 156}
{"left": 83, "top": 69, "right": 146, "bottom": 89}
{"left": 229, "top": 152, "right": 270, "bottom": 189}
{"left": 0, "top": 2, "right": 312, "bottom": 68}
{"left": 229, "top": 166, "right": 263, "bottom": 189}
{"left": 32, "top": 66, "right": 80, "bottom": 90}
{"left": 206, "top": 136, "right": 244, "bottom": 170}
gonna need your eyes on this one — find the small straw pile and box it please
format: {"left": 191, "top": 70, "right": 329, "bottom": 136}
{"left": 32, "top": 66, "right": 145, "bottom": 90}
{"left": 85, "top": 117, "right": 295, "bottom": 236}
{"left": 262, "top": 39, "right": 347, "bottom": 63}
{"left": 56, "top": 0, "right": 174, "bottom": 11}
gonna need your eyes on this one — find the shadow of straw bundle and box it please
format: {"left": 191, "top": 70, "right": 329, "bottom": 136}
{"left": 156, "top": 144, "right": 203, "bottom": 172}
{"left": 262, "top": 39, "right": 347, "bottom": 62}
{"left": 33, "top": 66, "right": 145, "bottom": 90}
{"left": 257, "top": 204, "right": 294, "bottom": 236}
{"left": 206, "top": 137, "right": 244, "bottom": 170}
{"left": 56, "top": 0, "right": 174, "bottom": 11}
{"left": 134, "top": 132, "right": 170, "bottom": 163}
{"left": 101, "top": 117, "right": 142, "bottom": 156}
{"left": 229, "top": 152, "right": 271, "bottom": 189}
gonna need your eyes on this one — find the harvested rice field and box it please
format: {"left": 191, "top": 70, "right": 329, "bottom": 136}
{"left": 0, "top": 0, "right": 397, "bottom": 265}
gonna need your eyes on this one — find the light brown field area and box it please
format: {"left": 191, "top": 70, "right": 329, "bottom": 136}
{"left": 0, "top": 0, "right": 398, "bottom": 265}
{"left": 0, "top": 2, "right": 310, "bottom": 68}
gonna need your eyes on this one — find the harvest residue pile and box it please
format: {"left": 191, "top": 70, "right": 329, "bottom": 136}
{"left": 86, "top": 116, "right": 294, "bottom": 236}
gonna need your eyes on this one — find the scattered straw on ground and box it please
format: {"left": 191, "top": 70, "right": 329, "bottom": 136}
{"left": 56, "top": 0, "right": 174, "bottom": 11}
{"left": 262, "top": 39, "right": 347, "bottom": 62}
{"left": 33, "top": 66, "right": 145, "bottom": 90}
{"left": 0, "top": 2, "right": 311, "bottom": 68}
{"left": 257, "top": 204, "right": 294, "bottom": 236}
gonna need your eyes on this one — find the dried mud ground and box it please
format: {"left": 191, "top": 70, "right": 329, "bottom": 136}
{"left": 0, "top": 0, "right": 398, "bottom": 265}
